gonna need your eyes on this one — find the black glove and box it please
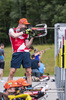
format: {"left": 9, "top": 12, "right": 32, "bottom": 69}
{"left": 23, "top": 29, "right": 35, "bottom": 38}
{"left": 23, "top": 29, "right": 33, "bottom": 34}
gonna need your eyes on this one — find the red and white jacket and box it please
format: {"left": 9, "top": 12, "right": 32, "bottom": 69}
{"left": 9, "top": 28, "right": 29, "bottom": 53}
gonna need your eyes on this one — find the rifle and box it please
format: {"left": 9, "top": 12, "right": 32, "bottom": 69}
{"left": 34, "top": 47, "right": 52, "bottom": 56}
{"left": 30, "top": 24, "right": 47, "bottom": 38}
{"left": 20, "top": 24, "right": 47, "bottom": 38}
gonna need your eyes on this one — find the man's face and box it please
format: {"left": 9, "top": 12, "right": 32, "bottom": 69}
{"left": 8, "top": 87, "right": 17, "bottom": 95}
{"left": 20, "top": 24, "right": 27, "bottom": 30}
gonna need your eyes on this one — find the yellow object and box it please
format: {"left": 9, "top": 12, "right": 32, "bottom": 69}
{"left": 58, "top": 51, "right": 60, "bottom": 67}
{"left": 17, "top": 90, "right": 20, "bottom": 94}
{"left": 8, "top": 94, "right": 32, "bottom": 100}
{"left": 55, "top": 47, "right": 62, "bottom": 68}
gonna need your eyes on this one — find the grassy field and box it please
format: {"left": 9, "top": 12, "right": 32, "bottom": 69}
{"left": 4, "top": 44, "right": 54, "bottom": 76}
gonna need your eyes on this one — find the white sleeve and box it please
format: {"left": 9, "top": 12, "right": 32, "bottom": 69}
{"left": 9, "top": 28, "right": 14, "bottom": 36}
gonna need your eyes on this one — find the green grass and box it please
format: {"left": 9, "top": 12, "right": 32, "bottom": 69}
{"left": 4, "top": 44, "right": 54, "bottom": 76}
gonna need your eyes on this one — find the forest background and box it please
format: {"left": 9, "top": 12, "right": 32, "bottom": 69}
{"left": 0, "top": 0, "right": 66, "bottom": 45}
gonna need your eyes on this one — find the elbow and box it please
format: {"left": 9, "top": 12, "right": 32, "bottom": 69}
{"left": 10, "top": 33, "right": 16, "bottom": 38}
{"left": 10, "top": 35, "right": 16, "bottom": 38}
{"left": 10, "top": 34, "right": 17, "bottom": 38}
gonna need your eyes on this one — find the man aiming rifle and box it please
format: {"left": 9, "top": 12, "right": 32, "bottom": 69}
{"left": 8, "top": 18, "right": 35, "bottom": 87}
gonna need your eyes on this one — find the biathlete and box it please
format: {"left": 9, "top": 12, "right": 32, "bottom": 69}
{"left": 8, "top": 18, "right": 35, "bottom": 88}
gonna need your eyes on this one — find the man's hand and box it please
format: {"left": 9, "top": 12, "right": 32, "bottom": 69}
{"left": 23, "top": 29, "right": 36, "bottom": 38}
{"left": 23, "top": 29, "right": 32, "bottom": 34}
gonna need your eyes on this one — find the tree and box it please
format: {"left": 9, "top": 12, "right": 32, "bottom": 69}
{"left": 0, "top": 0, "right": 66, "bottom": 45}
{"left": 0, "top": 0, "right": 12, "bottom": 45}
